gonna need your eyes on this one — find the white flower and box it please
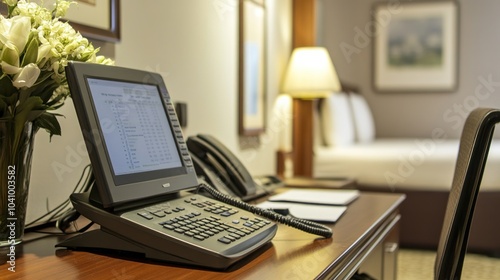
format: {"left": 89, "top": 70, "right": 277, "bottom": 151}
{"left": 0, "top": 0, "right": 113, "bottom": 138}
{"left": 13, "top": 63, "right": 40, "bottom": 88}
{"left": 5, "top": 15, "right": 31, "bottom": 53}
{"left": 54, "top": 0, "right": 75, "bottom": 18}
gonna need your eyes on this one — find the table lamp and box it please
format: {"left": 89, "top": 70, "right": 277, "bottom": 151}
{"left": 281, "top": 47, "right": 341, "bottom": 177}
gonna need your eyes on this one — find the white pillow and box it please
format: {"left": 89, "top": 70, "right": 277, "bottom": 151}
{"left": 349, "top": 94, "right": 375, "bottom": 143}
{"left": 320, "top": 92, "right": 355, "bottom": 146}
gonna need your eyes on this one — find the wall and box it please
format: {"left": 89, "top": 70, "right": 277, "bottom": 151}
{"left": 115, "top": 0, "right": 292, "bottom": 175}
{"left": 318, "top": 0, "right": 500, "bottom": 139}
{"left": 27, "top": 0, "right": 292, "bottom": 225}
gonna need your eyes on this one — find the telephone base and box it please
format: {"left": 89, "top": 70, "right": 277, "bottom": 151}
{"left": 56, "top": 228, "right": 193, "bottom": 266}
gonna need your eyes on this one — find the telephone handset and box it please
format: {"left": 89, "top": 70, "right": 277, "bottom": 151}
{"left": 187, "top": 134, "right": 264, "bottom": 201}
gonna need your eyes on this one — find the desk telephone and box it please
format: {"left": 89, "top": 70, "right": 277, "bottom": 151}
{"left": 56, "top": 62, "right": 331, "bottom": 270}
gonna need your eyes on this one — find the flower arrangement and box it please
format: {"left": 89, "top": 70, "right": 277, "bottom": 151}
{"left": 0, "top": 0, "right": 113, "bottom": 245}
{"left": 0, "top": 0, "right": 113, "bottom": 144}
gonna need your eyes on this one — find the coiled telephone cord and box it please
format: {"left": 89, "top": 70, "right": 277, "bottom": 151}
{"left": 197, "top": 183, "right": 333, "bottom": 238}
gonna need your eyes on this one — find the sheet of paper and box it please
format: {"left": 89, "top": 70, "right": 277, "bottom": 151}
{"left": 258, "top": 201, "right": 347, "bottom": 222}
{"left": 268, "top": 189, "right": 360, "bottom": 206}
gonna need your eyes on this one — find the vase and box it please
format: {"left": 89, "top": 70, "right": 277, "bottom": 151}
{"left": 0, "top": 119, "right": 37, "bottom": 246}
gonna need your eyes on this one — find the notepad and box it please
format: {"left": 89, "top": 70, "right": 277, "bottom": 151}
{"left": 268, "top": 189, "right": 360, "bottom": 206}
{"left": 257, "top": 201, "right": 347, "bottom": 223}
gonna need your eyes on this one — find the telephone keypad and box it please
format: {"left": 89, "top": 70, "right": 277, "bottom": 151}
{"left": 154, "top": 210, "right": 271, "bottom": 244}
{"left": 131, "top": 195, "right": 274, "bottom": 247}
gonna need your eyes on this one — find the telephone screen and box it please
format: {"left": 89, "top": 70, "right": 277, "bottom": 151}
{"left": 87, "top": 78, "right": 183, "bottom": 183}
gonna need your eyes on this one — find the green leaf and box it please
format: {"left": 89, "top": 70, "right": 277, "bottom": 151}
{"left": 27, "top": 109, "right": 45, "bottom": 122}
{"left": 21, "top": 35, "right": 39, "bottom": 67}
{"left": 0, "top": 75, "right": 17, "bottom": 97}
{"left": 18, "top": 88, "right": 31, "bottom": 104}
{"left": 46, "top": 91, "right": 66, "bottom": 107}
{"left": 0, "top": 98, "right": 7, "bottom": 118}
{"left": 1, "top": 92, "right": 19, "bottom": 107}
{"left": 34, "top": 112, "right": 62, "bottom": 140}
{"left": 12, "top": 96, "right": 43, "bottom": 159}
{"left": 32, "top": 81, "right": 58, "bottom": 103}
{"left": 32, "top": 71, "right": 53, "bottom": 87}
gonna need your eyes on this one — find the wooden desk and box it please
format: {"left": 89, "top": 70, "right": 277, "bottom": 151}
{"left": 0, "top": 192, "right": 404, "bottom": 279}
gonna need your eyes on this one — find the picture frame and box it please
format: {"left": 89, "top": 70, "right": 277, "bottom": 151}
{"left": 65, "top": 0, "right": 120, "bottom": 42}
{"left": 238, "top": 0, "right": 266, "bottom": 136}
{"left": 0, "top": 0, "right": 120, "bottom": 42}
{"left": 373, "top": 1, "right": 458, "bottom": 92}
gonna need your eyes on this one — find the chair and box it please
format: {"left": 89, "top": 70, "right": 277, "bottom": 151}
{"left": 435, "top": 108, "right": 500, "bottom": 279}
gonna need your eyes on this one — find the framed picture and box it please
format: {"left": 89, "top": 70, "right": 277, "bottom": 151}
{"left": 0, "top": 0, "right": 120, "bottom": 42}
{"left": 238, "top": 0, "right": 266, "bottom": 136}
{"left": 64, "top": 0, "right": 120, "bottom": 42}
{"left": 373, "top": 1, "right": 458, "bottom": 92}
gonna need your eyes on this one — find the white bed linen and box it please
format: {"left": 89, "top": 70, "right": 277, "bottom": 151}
{"left": 313, "top": 139, "right": 500, "bottom": 191}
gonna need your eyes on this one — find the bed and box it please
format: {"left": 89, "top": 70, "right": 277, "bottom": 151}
{"left": 312, "top": 92, "right": 500, "bottom": 256}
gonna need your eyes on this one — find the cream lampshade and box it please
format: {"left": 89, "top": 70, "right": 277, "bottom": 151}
{"left": 281, "top": 47, "right": 341, "bottom": 98}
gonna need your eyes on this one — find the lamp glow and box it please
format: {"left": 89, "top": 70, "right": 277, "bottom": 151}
{"left": 281, "top": 47, "right": 341, "bottom": 98}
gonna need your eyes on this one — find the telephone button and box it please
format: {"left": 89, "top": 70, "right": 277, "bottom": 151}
{"left": 218, "top": 237, "right": 232, "bottom": 244}
{"left": 239, "top": 228, "right": 252, "bottom": 234}
{"left": 229, "top": 233, "right": 241, "bottom": 239}
{"left": 179, "top": 226, "right": 191, "bottom": 232}
{"left": 210, "top": 227, "right": 221, "bottom": 234}
{"left": 212, "top": 209, "right": 224, "bottom": 214}
{"left": 174, "top": 228, "right": 185, "bottom": 234}
{"left": 256, "top": 222, "right": 267, "bottom": 228}
{"left": 137, "top": 212, "right": 154, "bottom": 220}
{"left": 214, "top": 226, "right": 225, "bottom": 232}
{"left": 194, "top": 235, "right": 205, "bottom": 241}
{"left": 243, "top": 222, "right": 253, "bottom": 227}
{"left": 152, "top": 211, "right": 166, "bottom": 218}
{"left": 224, "top": 235, "right": 236, "bottom": 242}
{"left": 234, "top": 231, "right": 246, "bottom": 237}
{"left": 163, "top": 224, "right": 175, "bottom": 230}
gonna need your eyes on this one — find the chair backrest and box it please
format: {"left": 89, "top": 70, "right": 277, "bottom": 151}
{"left": 435, "top": 108, "right": 500, "bottom": 279}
